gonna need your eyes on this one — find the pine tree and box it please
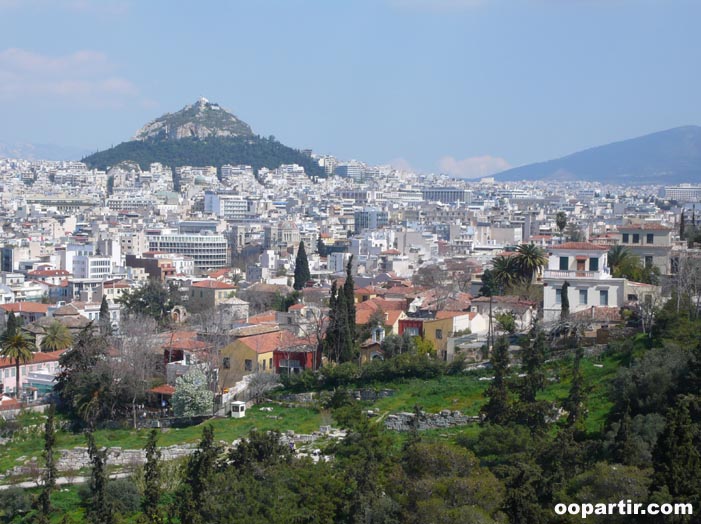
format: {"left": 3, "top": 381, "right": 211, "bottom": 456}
{"left": 612, "top": 403, "right": 638, "bottom": 466}
{"left": 481, "top": 336, "right": 512, "bottom": 424}
{"left": 680, "top": 209, "right": 686, "bottom": 240}
{"left": 86, "top": 431, "right": 115, "bottom": 524}
{"left": 293, "top": 240, "right": 311, "bottom": 291}
{"left": 35, "top": 404, "right": 57, "bottom": 524}
{"left": 519, "top": 329, "right": 547, "bottom": 404}
{"left": 142, "top": 429, "right": 162, "bottom": 523}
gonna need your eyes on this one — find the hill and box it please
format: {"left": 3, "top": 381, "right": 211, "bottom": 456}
{"left": 82, "top": 98, "right": 324, "bottom": 178}
{"left": 493, "top": 125, "right": 701, "bottom": 184}
{"left": 0, "top": 141, "right": 90, "bottom": 161}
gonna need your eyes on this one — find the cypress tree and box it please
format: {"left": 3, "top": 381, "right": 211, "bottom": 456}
{"left": 343, "top": 256, "right": 356, "bottom": 343}
{"left": 481, "top": 335, "right": 512, "bottom": 424}
{"left": 293, "top": 240, "right": 311, "bottom": 291}
{"left": 651, "top": 397, "right": 701, "bottom": 501}
{"left": 143, "top": 429, "right": 162, "bottom": 523}
{"left": 35, "top": 404, "right": 57, "bottom": 524}
{"left": 5, "top": 311, "right": 17, "bottom": 337}
{"left": 178, "top": 425, "right": 220, "bottom": 524}
{"left": 680, "top": 209, "right": 686, "bottom": 239}
{"left": 86, "top": 431, "right": 115, "bottom": 524}
{"left": 560, "top": 281, "right": 570, "bottom": 320}
{"left": 99, "top": 296, "right": 112, "bottom": 335}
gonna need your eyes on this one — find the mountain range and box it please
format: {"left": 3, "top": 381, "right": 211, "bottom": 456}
{"left": 0, "top": 141, "right": 91, "bottom": 161}
{"left": 492, "top": 125, "right": 701, "bottom": 184}
{"left": 82, "top": 98, "right": 324, "bottom": 178}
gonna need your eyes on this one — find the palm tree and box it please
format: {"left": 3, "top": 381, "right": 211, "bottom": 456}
{"left": 514, "top": 243, "right": 548, "bottom": 284}
{"left": 1, "top": 331, "right": 36, "bottom": 399}
{"left": 608, "top": 245, "right": 633, "bottom": 277}
{"left": 491, "top": 255, "right": 521, "bottom": 294}
{"left": 40, "top": 320, "right": 73, "bottom": 352}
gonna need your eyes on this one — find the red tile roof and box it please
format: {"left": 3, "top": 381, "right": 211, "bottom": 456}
{"left": 149, "top": 384, "right": 176, "bottom": 396}
{"left": 238, "top": 330, "right": 313, "bottom": 354}
{"left": 0, "top": 303, "right": 50, "bottom": 314}
{"left": 247, "top": 311, "right": 278, "bottom": 324}
{"left": 0, "top": 350, "right": 65, "bottom": 369}
{"left": 191, "top": 280, "right": 236, "bottom": 290}
{"left": 27, "top": 269, "right": 71, "bottom": 277}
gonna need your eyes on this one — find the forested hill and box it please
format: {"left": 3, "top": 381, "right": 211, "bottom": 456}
{"left": 82, "top": 135, "right": 325, "bottom": 178}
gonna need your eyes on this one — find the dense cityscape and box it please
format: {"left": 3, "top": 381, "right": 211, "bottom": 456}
{"left": 2, "top": 1, "right": 701, "bottom": 523}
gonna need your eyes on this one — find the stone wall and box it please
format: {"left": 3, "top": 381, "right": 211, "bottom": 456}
{"left": 384, "top": 410, "right": 479, "bottom": 431}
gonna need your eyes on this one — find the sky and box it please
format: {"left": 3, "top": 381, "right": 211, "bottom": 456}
{"left": 0, "top": 0, "right": 699, "bottom": 177}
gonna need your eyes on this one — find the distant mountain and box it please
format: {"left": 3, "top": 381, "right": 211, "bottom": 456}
{"left": 0, "top": 141, "right": 90, "bottom": 161}
{"left": 83, "top": 98, "right": 324, "bottom": 178}
{"left": 493, "top": 126, "right": 701, "bottom": 184}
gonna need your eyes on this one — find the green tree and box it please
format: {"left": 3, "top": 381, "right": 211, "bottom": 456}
{"left": 35, "top": 403, "right": 57, "bottom": 524}
{"left": 178, "top": 425, "right": 221, "bottom": 524}
{"left": 172, "top": 367, "right": 214, "bottom": 417}
{"left": 99, "top": 296, "right": 112, "bottom": 335}
{"left": 4, "top": 311, "right": 19, "bottom": 337}
{"left": 344, "top": 256, "right": 356, "bottom": 345}
{"left": 651, "top": 397, "right": 701, "bottom": 506}
{"left": 40, "top": 320, "right": 73, "bottom": 352}
{"left": 293, "top": 240, "right": 311, "bottom": 291}
{"left": 516, "top": 328, "right": 550, "bottom": 431}
{"left": 118, "top": 280, "right": 175, "bottom": 325}
{"left": 481, "top": 336, "right": 512, "bottom": 425}
{"left": 323, "top": 279, "right": 355, "bottom": 363}
{"left": 607, "top": 245, "right": 634, "bottom": 277}
{"left": 561, "top": 280, "right": 570, "bottom": 319}
{"left": 142, "top": 429, "right": 162, "bottom": 523}
{"left": 86, "top": 431, "right": 115, "bottom": 524}
{"left": 1, "top": 330, "right": 35, "bottom": 398}
{"left": 556, "top": 211, "right": 567, "bottom": 236}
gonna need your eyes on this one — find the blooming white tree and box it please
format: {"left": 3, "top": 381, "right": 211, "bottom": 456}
{"left": 172, "top": 367, "right": 214, "bottom": 417}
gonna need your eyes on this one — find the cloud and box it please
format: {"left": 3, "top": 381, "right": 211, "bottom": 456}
{"left": 0, "top": 48, "right": 140, "bottom": 106}
{"left": 389, "top": 157, "right": 415, "bottom": 172}
{"left": 438, "top": 155, "right": 511, "bottom": 178}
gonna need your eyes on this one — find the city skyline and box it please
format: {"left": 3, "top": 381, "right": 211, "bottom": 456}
{"left": 1, "top": 0, "right": 700, "bottom": 177}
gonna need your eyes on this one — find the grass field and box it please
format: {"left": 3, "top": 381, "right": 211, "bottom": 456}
{"left": 0, "top": 350, "right": 622, "bottom": 482}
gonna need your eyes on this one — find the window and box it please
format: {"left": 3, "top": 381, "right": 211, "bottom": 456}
{"left": 559, "top": 256, "right": 569, "bottom": 270}
{"left": 632, "top": 234, "right": 640, "bottom": 244}
{"left": 269, "top": 358, "right": 273, "bottom": 369}
{"left": 579, "top": 289, "right": 587, "bottom": 305}
{"left": 262, "top": 359, "right": 266, "bottom": 370}
{"left": 435, "top": 329, "right": 443, "bottom": 340}
{"left": 555, "top": 288, "right": 562, "bottom": 305}
{"left": 645, "top": 256, "right": 653, "bottom": 268}
{"left": 223, "top": 357, "right": 230, "bottom": 369}
{"left": 599, "top": 289, "right": 609, "bottom": 306}
{"left": 244, "top": 359, "right": 252, "bottom": 372}
{"left": 646, "top": 233, "right": 654, "bottom": 244}
{"left": 622, "top": 233, "right": 629, "bottom": 243}
{"left": 589, "top": 257, "right": 599, "bottom": 271}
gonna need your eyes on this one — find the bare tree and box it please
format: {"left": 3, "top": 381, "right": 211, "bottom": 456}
{"left": 109, "top": 315, "right": 162, "bottom": 428}
{"left": 246, "top": 372, "right": 280, "bottom": 404}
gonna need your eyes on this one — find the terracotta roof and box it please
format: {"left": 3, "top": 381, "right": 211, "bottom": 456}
{"left": 0, "top": 349, "right": 65, "bottom": 369}
{"left": 380, "top": 249, "right": 401, "bottom": 255}
{"left": 247, "top": 311, "right": 278, "bottom": 325}
{"left": 52, "top": 304, "right": 81, "bottom": 316}
{"left": 191, "top": 280, "right": 236, "bottom": 290}
{"left": 207, "top": 268, "right": 230, "bottom": 279}
{"left": 27, "top": 269, "right": 71, "bottom": 277}
{"left": 551, "top": 242, "right": 608, "bottom": 251}
{"left": 149, "top": 384, "right": 175, "bottom": 396}
{"left": 237, "top": 330, "right": 313, "bottom": 354}
{"left": 0, "top": 303, "right": 50, "bottom": 314}
{"left": 0, "top": 397, "right": 22, "bottom": 411}
{"left": 435, "top": 311, "right": 470, "bottom": 320}
{"left": 287, "top": 303, "right": 305, "bottom": 311}
{"left": 570, "top": 306, "right": 622, "bottom": 322}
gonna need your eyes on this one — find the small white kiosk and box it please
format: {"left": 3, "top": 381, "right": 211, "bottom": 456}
{"left": 230, "top": 401, "right": 247, "bottom": 418}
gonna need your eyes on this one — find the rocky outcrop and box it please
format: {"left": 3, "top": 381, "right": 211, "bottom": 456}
{"left": 384, "top": 410, "right": 479, "bottom": 431}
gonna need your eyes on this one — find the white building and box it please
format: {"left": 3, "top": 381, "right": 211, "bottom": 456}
{"left": 543, "top": 242, "right": 626, "bottom": 322}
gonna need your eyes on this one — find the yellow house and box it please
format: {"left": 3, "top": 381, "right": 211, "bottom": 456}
{"left": 422, "top": 317, "right": 454, "bottom": 359}
{"left": 219, "top": 329, "right": 277, "bottom": 392}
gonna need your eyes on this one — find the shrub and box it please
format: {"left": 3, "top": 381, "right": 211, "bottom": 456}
{"left": 0, "top": 487, "right": 32, "bottom": 518}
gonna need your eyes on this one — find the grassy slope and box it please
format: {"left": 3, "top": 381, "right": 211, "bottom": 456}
{"left": 1, "top": 351, "right": 620, "bottom": 480}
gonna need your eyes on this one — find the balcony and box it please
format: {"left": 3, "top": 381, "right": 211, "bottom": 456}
{"left": 543, "top": 269, "right": 610, "bottom": 279}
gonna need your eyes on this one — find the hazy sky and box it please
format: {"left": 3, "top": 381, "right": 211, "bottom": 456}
{"left": 0, "top": 0, "right": 699, "bottom": 176}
